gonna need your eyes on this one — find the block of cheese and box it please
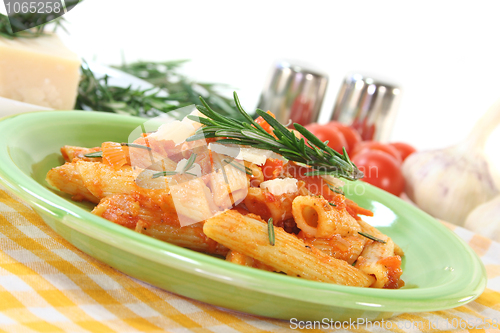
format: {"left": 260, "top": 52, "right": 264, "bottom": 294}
{"left": 0, "top": 33, "right": 80, "bottom": 110}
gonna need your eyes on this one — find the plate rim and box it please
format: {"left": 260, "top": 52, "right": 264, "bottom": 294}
{"left": 0, "top": 110, "right": 488, "bottom": 314}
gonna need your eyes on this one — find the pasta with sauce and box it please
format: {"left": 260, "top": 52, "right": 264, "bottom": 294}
{"left": 46, "top": 116, "right": 404, "bottom": 289}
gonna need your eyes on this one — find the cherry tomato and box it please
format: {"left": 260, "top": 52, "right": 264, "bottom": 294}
{"left": 325, "top": 121, "right": 362, "bottom": 154}
{"left": 351, "top": 141, "right": 402, "bottom": 165}
{"left": 305, "top": 123, "right": 348, "bottom": 154}
{"left": 351, "top": 150, "right": 405, "bottom": 196}
{"left": 388, "top": 142, "right": 416, "bottom": 161}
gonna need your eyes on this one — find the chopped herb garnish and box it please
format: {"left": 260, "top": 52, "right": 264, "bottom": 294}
{"left": 83, "top": 151, "right": 103, "bottom": 158}
{"left": 83, "top": 142, "right": 151, "bottom": 158}
{"left": 358, "top": 232, "right": 386, "bottom": 243}
{"left": 328, "top": 202, "right": 337, "bottom": 207}
{"left": 267, "top": 218, "right": 275, "bottom": 246}
{"left": 152, "top": 171, "right": 178, "bottom": 178}
{"left": 152, "top": 153, "right": 198, "bottom": 178}
{"left": 327, "top": 184, "right": 345, "bottom": 195}
{"left": 121, "top": 143, "right": 152, "bottom": 150}
{"left": 223, "top": 159, "right": 252, "bottom": 175}
{"left": 352, "top": 260, "right": 357, "bottom": 266}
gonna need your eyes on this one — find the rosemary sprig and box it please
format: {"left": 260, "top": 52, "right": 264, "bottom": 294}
{"left": 77, "top": 59, "right": 241, "bottom": 120}
{"left": 267, "top": 218, "right": 275, "bottom": 246}
{"left": 76, "top": 61, "right": 180, "bottom": 117}
{"left": 187, "top": 92, "right": 363, "bottom": 181}
{"left": 358, "top": 232, "right": 386, "bottom": 244}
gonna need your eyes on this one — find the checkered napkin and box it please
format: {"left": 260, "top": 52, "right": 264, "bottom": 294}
{"left": 1, "top": 184, "right": 499, "bottom": 333}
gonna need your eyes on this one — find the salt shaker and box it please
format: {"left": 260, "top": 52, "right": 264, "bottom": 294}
{"left": 331, "top": 73, "right": 402, "bottom": 142}
{"left": 257, "top": 60, "right": 328, "bottom": 126}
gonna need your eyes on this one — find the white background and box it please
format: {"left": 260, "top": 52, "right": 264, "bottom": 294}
{"left": 48, "top": 1, "right": 500, "bottom": 171}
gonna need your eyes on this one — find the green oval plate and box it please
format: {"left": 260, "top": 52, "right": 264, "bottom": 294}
{"left": 0, "top": 111, "right": 487, "bottom": 322}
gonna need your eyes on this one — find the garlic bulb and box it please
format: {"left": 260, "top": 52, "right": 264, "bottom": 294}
{"left": 464, "top": 195, "right": 500, "bottom": 242}
{"left": 402, "top": 98, "right": 500, "bottom": 226}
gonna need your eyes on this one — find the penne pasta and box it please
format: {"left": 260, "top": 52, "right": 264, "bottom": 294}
{"left": 75, "top": 160, "right": 141, "bottom": 199}
{"left": 168, "top": 174, "right": 219, "bottom": 226}
{"left": 355, "top": 219, "right": 404, "bottom": 288}
{"left": 92, "top": 193, "right": 228, "bottom": 256}
{"left": 209, "top": 153, "right": 248, "bottom": 209}
{"left": 300, "top": 234, "right": 367, "bottom": 265}
{"left": 60, "top": 145, "right": 102, "bottom": 162}
{"left": 292, "top": 195, "right": 361, "bottom": 238}
{"left": 46, "top": 162, "right": 100, "bottom": 203}
{"left": 243, "top": 187, "right": 297, "bottom": 224}
{"left": 203, "top": 210, "right": 375, "bottom": 287}
{"left": 225, "top": 250, "right": 277, "bottom": 272}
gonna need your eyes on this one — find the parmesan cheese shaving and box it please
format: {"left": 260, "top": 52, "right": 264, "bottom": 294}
{"left": 148, "top": 120, "right": 196, "bottom": 145}
{"left": 260, "top": 178, "right": 298, "bottom": 196}
{"left": 239, "top": 147, "right": 274, "bottom": 165}
{"left": 208, "top": 143, "right": 274, "bottom": 166}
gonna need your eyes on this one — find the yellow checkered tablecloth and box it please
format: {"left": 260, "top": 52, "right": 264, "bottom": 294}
{"left": 1, "top": 184, "right": 499, "bottom": 333}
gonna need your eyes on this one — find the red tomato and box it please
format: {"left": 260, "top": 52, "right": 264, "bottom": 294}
{"left": 255, "top": 110, "right": 276, "bottom": 134}
{"left": 325, "top": 121, "right": 362, "bottom": 154}
{"left": 388, "top": 142, "right": 416, "bottom": 161}
{"left": 262, "top": 158, "right": 284, "bottom": 181}
{"left": 351, "top": 150, "right": 405, "bottom": 196}
{"left": 351, "top": 141, "right": 402, "bottom": 165}
{"left": 304, "top": 123, "right": 348, "bottom": 154}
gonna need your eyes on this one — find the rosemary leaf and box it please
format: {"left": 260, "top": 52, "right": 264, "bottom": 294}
{"left": 152, "top": 171, "right": 178, "bottom": 179}
{"left": 183, "top": 153, "right": 197, "bottom": 173}
{"left": 327, "top": 184, "right": 345, "bottom": 195}
{"left": 358, "top": 232, "right": 386, "bottom": 244}
{"left": 121, "top": 143, "right": 152, "bottom": 150}
{"left": 83, "top": 151, "right": 103, "bottom": 158}
{"left": 223, "top": 159, "right": 252, "bottom": 175}
{"left": 267, "top": 218, "right": 275, "bottom": 246}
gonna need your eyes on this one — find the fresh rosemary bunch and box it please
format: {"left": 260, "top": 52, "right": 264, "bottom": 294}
{"left": 115, "top": 60, "right": 245, "bottom": 120}
{"left": 75, "top": 61, "right": 181, "bottom": 117}
{"left": 188, "top": 92, "right": 364, "bottom": 181}
{"left": 77, "top": 59, "right": 242, "bottom": 119}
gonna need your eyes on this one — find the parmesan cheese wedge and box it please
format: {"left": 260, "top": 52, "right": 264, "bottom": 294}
{"left": 0, "top": 33, "right": 81, "bottom": 110}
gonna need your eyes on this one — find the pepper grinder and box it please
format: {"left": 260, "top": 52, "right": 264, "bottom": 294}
{"left": 257, "top": 60, "right": 328, "bottom": 126}
{"left": 331, "top": 73, "right": 402, "bottom": 142}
